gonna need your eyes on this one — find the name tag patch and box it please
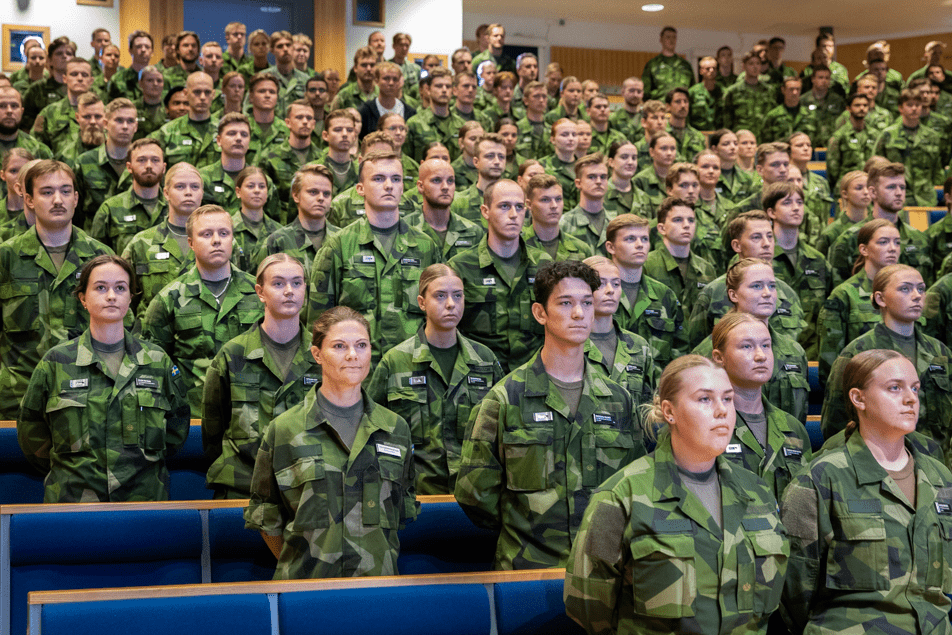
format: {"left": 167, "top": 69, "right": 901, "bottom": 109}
{"left": 69, "top": 378, "right": 89, "bottom": 389}
{"left": 533, "top": 411, "right": 554, "bottom": 422}
{"left": 930, "top": 364, "right": 945, "bottom": 373}
{"left": 135, "top": 376, "right": 158, "bottom": 389}
{"left": 303, "top": 376, "right": 319, "bottom": 386}
{"left": 376, "top": 443, "right": 402, "bottom": 458}
{"left": 804, "top": 269, "right": 818, "bottom": 276}
{"left": 482, "top": 277, "right": 496, "bottom": 286}
{"left": 214, "top": 185, "right": 224, "bottom": 193}
{"left": 626, "top": 364, "right": 642, "bottom": 373}
{"left": 644, "top": 309, "right": 660, "bottom": 317}
{"left": 156, "top": 252, "right": 170, "bottom": 260}
{"left": 181, "top": 138, "right": 192, "bottom": 145}
{"left": 593, "top": 413, "right": 616, "bottom": 426}
{"left": 776, "top": 307, "right": 791, "bottom": 316}
{"left": 361, "top": 255, "right": 376, "bottom": 263}
{"left": 783, "top": 363, "right": 801, "bottom": 372}
{"left": 783, "top": 447, "right": 803, "bottom": 458}
{"left": 467, "top": 375, "right": 487, "bottom": 387}
{"left": 123, "top": 215, "right": 136, "bottom": 222}
{"left": 401, "top": 257, "right": 420, "bottom": 267}
{"left": 726, "top": 443, "right": 742, "bottom": 454}
{"left": 455, "top": 240, "right": 472, "bottom": 247}
{"left": 936, "top": 501, "right": 952, "bottom": 515}
{"left": 407, "top": 375, "right": 426, "bottom": 386}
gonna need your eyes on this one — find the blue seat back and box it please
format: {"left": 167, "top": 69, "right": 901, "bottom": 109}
{"left": 494, "top": 578, "right": 584, "bottom": 635}
{"left": 397, "top": 500, "right": 496, "bottom": 574}
{"left": 207, "top": 506, "right": 276, "bottom": 582}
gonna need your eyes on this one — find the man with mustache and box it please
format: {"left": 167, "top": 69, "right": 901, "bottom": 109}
{"left": 90, "top": 138, "right": 166, "bottom": 254}
{"left": 56, "top": 91, "right": 106, "bottom": 165}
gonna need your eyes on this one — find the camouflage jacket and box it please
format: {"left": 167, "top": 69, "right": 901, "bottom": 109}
{"left": 448, "top": 237, "right": 551, "bottom": 373}
{"left": 202, "top": 322, "right": 321, "bottom": 499}
{"left": 455, "top": 351, "right": 645, "bottom": 570}
{"left": 404, "top": 108, "right": 466, "bottom": 162}
{"left": 559, "top": 205, "right": 613, "bottom": 254}
{"left": 828, "top": 215, "right": 932, "bottom": 286}
{"left": 121, "top": 221, "right": 196, "bottom": 317}
{"left": 307, "top": 217, "right": 442, "bottom": 365}
{"left": 613, "top": 274, "right": 687, "bottom": 369}
{"left": 818, "top": 270, "right": 881, "bottom": 386}
{"left": 330, "top": 82, "right": 378, "bottom": 113}
{"left": 632, "top": 166, "right": 668, "bottom": 213}
{"left": 149, "top": 115, "right": 220, "bottom": 169}
{"left": 771, "top": 240, "right": 832, "bottom": 359}
{"left": 925, "top": 271, "right": 952, "bottom": 349}
{"left": 667, "top": 123, "right": 707, "bottom": 164}
{"left": 132, "top": 100, "right": 167, "bottom": 141}
{"left": 643, "top": 247, "right": 717, "bottom": 310}
{"left": 801, "top": 170, "right": 836, "bottom": 247}
{"left": 18, "top": 329, "right": 189, "bottom": 502}
{"left": 641, "top": 54, "right": 695, "bottom": 102}
{"left": 590, "top": 127, "right": 629, "bottom": 158}
{"left": 326, "top": 186, "right": 366, "bottom": 228}
{"left": 230, "top": 210, "right": 283, "bottom": 274}
{"left": 257, "top": 139, "right": 324, "bottom": 224}
{"left": 0, "top": 226, "right": 114, "bottom": 418}
{"left": 32, "top": 97, "right": 77, "bottom": 158}
{"left": 583, "top": 323, "right": 657, "bottom": 409}
{"left": 816, "top": 210, "right": 861, "bottom": 259}
{"left": 404, "top": 210, "right": 485, "bottom": 262}
{"left": 250, "top": 218, "right": 341, "bottom": 276}
{"left": 515, "top": 116, "right": 549, "bottom": 161}
{"left": 565, "top": 435, "right": 788, "bottom": 635}
{"left": 716, "top": 167, "right": 760, "bottom": 205}
{"left": 722, "top": 81, "right": 776, "bottom": 139}
{"left": 245, "top": 116, "right": 290, "bottom": 167}
{"left": 540, "top": 155, "right": 580, "bottom": 210}
{"left": 90, "top": 188, "right": 168, "bottom": 256}
{"left": 141, "top": 265, "right": 263, "bottom": 416}
{"left": 367, "top": 328, "right": 503, "bottom": 495}
{"left": 244, "top": 388, "right": 417, "bottom": 579}
{"left": 22, "top": 76, "right": 66, "bottom": 132}
{"left": 800, "top": 90, "right": 847, "bottom": 147}
{"left": 780, "top": 431, "right": 952, "bottom": 635}
{"left": 522, "top": 224, "right": 593, "bottom": 262}
{"left": 602, "top": 181, "right": 654, "bottom": 219}
{"left": 760, "top": 103, "right": 817, "bottom": 144}
{"left": 608, "top": 108, "right": 642, "bottom": 142}
{"left": 826, "top": 123, "right": 877, "bottom": 189}
{"left": 73, "top": 145, "right": 134, "bottom": 231}
{"left": 447, "top": 184, "right": 485, "bottom": 226}
{"left": 688, "top": 82, "right": 723, "bottom": 132}
{"left": 873, "top": 122, "right": 944, "bottom": 207}
{"left": 198, "top": 161, "right": 282, "bottom": 223}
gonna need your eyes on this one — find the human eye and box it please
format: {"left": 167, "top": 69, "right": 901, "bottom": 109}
{"left": 767, "top": 283, "right": 777, "bottom": 290}
{"left": 357, "top": 341, "right": 369, "bottom": 349}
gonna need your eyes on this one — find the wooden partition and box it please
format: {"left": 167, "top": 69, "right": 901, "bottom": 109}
{"left": 838, "top": 32, "right": 952, "bottom": 81}
{"left": 550, "top": 47, "right": 656, "bottom": 93}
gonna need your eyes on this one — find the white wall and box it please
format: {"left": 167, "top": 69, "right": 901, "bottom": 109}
{"left": 346, "top": 0, "right": 464, "bottom": 66}
{"left": 463, "top": 12, "right": 814, "bottom": 74}
{"left": 7, "top": 0, "right": 121, "bottom": 63}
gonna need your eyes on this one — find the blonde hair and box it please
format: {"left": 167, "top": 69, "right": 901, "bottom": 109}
{"left": 871, "top": 264, "right": 920, "bottom": 312}
{"left": 255, "top": 253, "right": 304, "bottom": 286}
{"left": 418, "top": 263, "right": 462, "bottom": 299}
{"left": 641, "top": 355, "right": 721, "bottom": 440}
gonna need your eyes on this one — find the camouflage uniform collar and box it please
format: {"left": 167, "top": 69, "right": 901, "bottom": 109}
{"left": 303, "top": 386, "right": 391, "bottom": 433}
{"left": 844, "top": 430, "right": 900, "bottom": 486}
{"left": 522, "top": 349, "right": 613, "bottom": 401}
{"left": 182, "top": 264, "right": 256, "bottom": 308}
{"left": 476, "top": 235, "right": 528, "bottom": 269}
{"left": 244, "top": 321, "right": 313, "bottom": 378}
{"left": 411, "top": 327, "right": 484, "bottom": 369}
{"left": 74, "top": 328, "right": 144, "bottom": 367}
{"left": 354, "top": 216, "right": 418, "bottom": 250}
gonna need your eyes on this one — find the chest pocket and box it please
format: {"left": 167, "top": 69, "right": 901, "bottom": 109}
{"left": 462, "top": 283, "right": 497, "bottom": 334}
{"left": 136, "top": 258, "right": 171, "bottom": 277}
{"left": 339, "top": 261, "right": 376, "bottom": 312}
{"left": 827, "top": 513, "right": 888, "bottom": 591}
{"left": 122, "top": 388, "right": 170, "bottom": 452}
{"left": 388, "top": 384, "right": 428, "bottom": 444}
{"left": 457, "top": 367, "right": 494, "bottom": 441}
{"left": 629, "top": 532, "right": 697, "bottom": 619}
{"left": 173, "top": 307, "right": 209, "bottom": 356}
{"left": 0, "top": 279, "right": 40, "bottom": 337}
{"left": 229, "top": 378, "right": 262, "bottom": 440}
{"left": 932, "top": 516, "right": 952, "bottom": 592}
{"left": 502, "top": 427, "right": 553, "bottom": 491}
{"left": 47, "top": 390, "right": 90, "bottom": 453}
{"left": 585, "top": 422, "right": 635, "bottom": 487}
{"left": 362, "top": 454, "right": 404, "bottom": 529}
{"left": 738, "top": 522, "right": 788, "bottom": 616}
{"left": 275, "top": 444, "right": 328, "bottom": 532}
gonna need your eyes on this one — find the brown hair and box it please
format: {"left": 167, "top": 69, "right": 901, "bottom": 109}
{"left": 256, "top": 253, "right": 305, "bottom": 286}
{"left": 761, "top": 181, "right": 803, "bottom": 212}
{"left": 574, "top": 152, "right": 606, "bottom": 179}
{"left": 235, "top": 165, "right": 267, "bottom": 190}
{"left": 726, "top": 210, "right": 771, "bottom": 244}
{"left": 852, "top": 218, "right": 895, "bottom": 275}
{"left": 711, "top": 311, "right": 764, "bottom": 355}
{"left": 75, "top": 254, "right": 139, "bottom": 303}
{"left": 291, "top": 164, "right": 333, "bottom": 198}
{"left": 24, "top": 159, "right": 75, "bottom": 196}
{"left": 361, "top": 131, "right": 396, "bottom": 154}
{"left": 185, "top": 204, "right": 231, "bottom": 237}
{"left": 216, "top": 111, "right": 250, "bottom": 136}
{"left": 867, "top": 161, "right": 905, "bottom": 187}
{"left": 664, "top": 162, "right": 699, "bottom": 189}
{"left": 1, "top": 148, "right": 34, "bottom": 173}
{"left": 843, "top": 349, "right": 907, "bottom": 432}
{"left": 725, "top": 258, "right": 772, "bottom": 295}
{"left": 525, "top": 173, "right": 560, "bottom": 199}
{"left": 606, "top": 213, "right": 650, "bottom": 243}
{"left": 871, "top": 264, "right": 920, "bottom": 312}
{"left": 311, "top": 306, "right": 370, "bottom": 348}
{"left": 657, "top": 197, "right": 694, "bottom": 224}
{"left": 418, "top": 263, "right": 462, "bottom": 299}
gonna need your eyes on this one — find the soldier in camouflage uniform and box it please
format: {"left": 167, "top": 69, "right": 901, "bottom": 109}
{"left": 514, "top": 82, "right": 550, "bottom": 161}
{"left": 203, "top": 255, "right": 321, "bottom": 499}
{"left": 244, "top": 307, "right": 417, "bottom": 579}
{"left": 798, "top": 64, "right": 847, "bottom": 148}
{"left": 149, "top": 72, "right": 219, "bottom": 169}
{"left": 330, "top": 47, "right": 379, "bottom": 112}
{"left": 665, "top": 88, "right": 706, "bottom": 163}
{"left": 826, "top": 93, "right": 877, "bottom": 189}
{"left": 368, "top": 263, "right": 503, "bottom": 495}
{"left": 565, "top": 356, "right": 787, "bottom": 635}
{"left": 244, "top": 73, "right": 292, "bottom": 166}
{"left": 709, "top": 130, "right": 760, "bottom": 205}
{"left": 722, "top": 51, "right": 776, "bottom": 139}
{"left": 833, "top": 74, "right": 893, "bottom": 138}
{"left": 455, "top": 260, "right": 644, "bottom": 570}
{"left": 0, "top": 160, "right": 115, "bottom": 419}
{"left": 761, "top": 77, "right": 816, "bottom": 143}
{"left": 307, "top": 151, "right": 442, "bottom": 366}
{"left": 404, "top": 158, "right": 484, "bottom": 262}
{"left": 405, "top": 69, "right": 465, "bottom": 162}
{"left": 522, "top": 173, "right": 592, "bottom": 261}
{"left": 161, "top": 32, "right": 202, "bottom": 91}
{"left": 641, "top": 27, "right": 694, "bottom": 101}
{"left": 257, "top": 100, "right": 323, "bottom": 223}
{"left": 142, "top": 205, "right": 263, "bottom": 415}
{"left": 608, "top": 78, "right": 644, "bottom": 141}
{"left": 603, "top": 142, "right": 653, "bottom": 219}
{"left": 18, "top": 254, "right": 190, "bottom": 503}
{"left": 21, "top": 36, "right": 74, "bottom": 131}
{"left": 816, "top": 174, "right": 870, "bottom": 259}
{"left": 782, "top": 352, "right": 952, "bottom": 635}
{"left": 874, "top": 89, "right": 943, "bottom": 207}
{"left": 33, "top": 58, "right": 96, "bottom": 158}
{"left": 228, "top": 166, "right": 283, "bottom": 273}
{"left": 688, "top": 57, "right": 723, "bottom": 132}
{"left": 107, "top": 32, "right": 155, "bottom": 102}
{"left": 559, "top": 153, "right": 614, "bottom": 252}
{"left": 822, "top": 266, "right": 952, "bottom": 457}
{"left": 0, "top": 88, "right": 53, "bottom": 166}
{"left": 644, "top": 196, "right": 717, "bottom": 309}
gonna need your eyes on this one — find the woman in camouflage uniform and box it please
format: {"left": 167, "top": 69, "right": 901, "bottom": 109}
{"left": 565, "top": 355, "right": 788, "bottom": 635}
{"left": 782, "top": 350, "right": 952, "bottom": 635}
{"left": 603, "top": 141, "right": 652, "bottom": 218}
{"left": 229, "top": 166, "right": 282, "bottom": 273}
{"left": 18, "top": 255, "right": 190, "bottom": 502}
{"left": 816, "top": 171, "right": 871, "bottom": 258}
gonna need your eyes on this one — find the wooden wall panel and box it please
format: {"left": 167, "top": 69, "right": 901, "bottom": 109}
{"left": 839, "top": 33, "right": 952, "bottom": 81}
{"left": 551, "top": 46, "right": 656, "bottom": 94}
{"left": 118, "top": 0, "right": 182, "bottom": 67}
{"left": 313, "top": 0, "right": 346, "bottom": 73}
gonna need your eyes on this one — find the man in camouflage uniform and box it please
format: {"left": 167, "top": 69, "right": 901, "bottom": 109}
{"left": 722, "top": 51, "right": 776, "bottom": 139}
{"left": 0, "top": 160, "right": 115, "bottom": 418}
{"left": 404, "top": 158, "right": 484, "bottom": 262}
{"left": 132, "top": 66, "right": 167, "bottom": 141}
{"left": 586, "top": 94, "right": 627, "bottom": 156}
{"left": 221, "top": 22, "right": 247, "bottom": 75}
{"left": 330, "top": 47, "right": 378, "bottom": 112}
{"left": 142, "top": 205, "right": 263, "bottom": 416}
{"left": 874, "top": 89, "right": 943, "bottom": 207}
{"left": 450, "top": 133, "right": 507, "bottom": 225}
{"left": 265, "top": 31, "right": 309, "bottom": 118}
{"left": 252, "top": 164, "right": 340, "bottom": 274}
{"left": 761, "top": 77, "right": 816, "bottom": 143}
{"left": 665, "top": 87, "right": 706, "bottom": 162}
{"left": 608, "top": 77, "right": 644, "bottom": 141}
{"left": 307, "top": 151, "right": 442, "bottom": 366}
{"left": 449, "top": 180, "right": 551, "bottom": 373}
{"left": 121, "top": 162, "right": 203, "bottom": 317}
{"left": 108, "top": 30, "right": 154, "bottom": 102}
{"left": 641, "top": 26, "right": 694, "bottom": 102}
{"left": 644, "top": 197, "right": 717, "bottom": 310}
{"left": 243, "top": 73, "right": 291, "bottom": 167}
{"left": 688, "top": 57, "right": 722, "bottom": 132}
{"left": 390, "top": 33, "right": 419, "bottom": 99}
{"left": 515, "top": 82, "right": 550, "bottom": 160}
{"left": 258, "top": 100, "right": 323, "bottom": 223}
{"left": 150, "top": 72, "right": 219, "bottom": 169}
{"left": 605, "top": 214, "right": 686, "bottom": 368}
{"left": 471, "top": 24, "right": 516, "bottom": 74}
{"left": 826, "top": 93, "right": 876, "bottom": 188}
{"left": 315, "top": 109, "right": 359, "bottom": 196}
{"left": 405, "top": 68, "right": 465, "bottom": 162}
{"left": 0, "top": 88, "right": 53, "bottom": 166}
{"left": 523, "top": 174, "right": 592, "bottom": 262}
{"left": 455, "top": 259, "right": 644, "bottom": 570}
{"left": 559, "top": 153, "right": 613, "bottom": 254}
{"left": 797, "top": 64, "right": 846, "bottom": 148}
{"left": 828, "top": 162, "right": 932, "bottom": 286}
{"left": 90, "top": 138, "right": 167, "bottom": 254}
{"left": 832, "top": 74, "right": 892, "bottom": 139}
{"left": 22, "top": 36, "right": 75, "bottom": 131}
{"left": 33, "top": 58, "right": 95, "bottom": 158}
{"left": 162, "top": 31, "right": 202, "bottom": 91}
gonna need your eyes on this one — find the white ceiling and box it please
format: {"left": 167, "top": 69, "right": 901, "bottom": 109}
{"left": 462, "top": 0, "right": 952, "bottom": 41}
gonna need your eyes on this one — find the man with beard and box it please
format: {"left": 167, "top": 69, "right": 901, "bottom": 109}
{"left": 109, "top": 30, "right": 154, "bottom": 101}
{"left": 0, "top": 87, "right": 52, "bottom": 163}
{"left": 22, "top": 36, "right": 76, "bottom": 131}
{"left": 57, "top": 92, "right": 107, "bottom": 165}
{"left": 151, "top": 72, "right": 219, "bottom": 169}
{"left": 33, "top": 57, "right": 94, "bottom": 157}
{"left": 132, "top": 65, "right": 166, "bottom": 140}
{"left": 90, "top": 138, "right": 166, "bottom": 254}
{"left": 163, "top": 31, "right": 202, "bottom": 90}
{"left": 266, "top": 31, "right": 309, "bottom": 117}
{"left": 73, "top": 98, "right": 138, "bottom": 229}
{"left": 608, "top": 77, "right": 645, "bottom": 141}
{"left": 405, "top": 158, "right": 483, "bottom": 261}
{"left": 259, "top": 100, "right": 322, "bottom": 222}
{"left": 665, "top": 87, "right": 706, "bottom": 160}
{"left": 450, "top": 133, "right": 506, "bottom": 224}
{"left": 826, "top": 92, "right": 876, "bottom": 187}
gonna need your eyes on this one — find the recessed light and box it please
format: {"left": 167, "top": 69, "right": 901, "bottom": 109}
{"left": 642, "top": 3, "right": 664, "bottom": 10}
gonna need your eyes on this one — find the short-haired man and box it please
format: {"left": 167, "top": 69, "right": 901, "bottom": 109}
{"left": 511, "top": 53, "right": 538, "bottom": 106}
{"left": 688, "top": 56, "right": 723, "bottom": 132}
{"left": 858, "top": 48, "right": 902, "bottom": 113}
{"left": 874, "top": 88, "right": 943, "bottom": 207}
{"left": 451, "top": 121, "right": 484, "bottom": 189}
{"left": 358, "top": 61, "right": 417, "bottom": 140}
{"left": 449, "top": 179, "right": 552, "bottom": 372}
{"left": 665, "top": 87, "right": 705, "bottom": 160}
{"left": 33, "top": 57, "right": 94, "bottom": 156}
{"left": 451, "top": 47, "right": 473, "bottom": 75}
{"left": 926, "top": 176, "right": 952, "bottom": 281}
{"left": 800, "top": 64, "right": 848, "bottom": 147}
{"left": 722, "top": 50, "right": 775, "bottom": 138}
{"left": 57, "top": 91, "right": 107, "bottom": 165}
{"left": 405, "top": 157, "right": 483, "bottom": 261}
{"left": 326, "top": 131, "right": 398, "bottom": 227}
{"left": 259, "top": 99, "right": 322, "bottom": 221}
{"left": 266, "top": 31, "right": 309, "bottom": 116}
{"left": 826, "top": 92, "right": 876, "bottom": 187}
{"left": 802, "top": 32, "right": 849, "bottom": 96}
{"left": 641, "top": 26, "right": 694, "bottom": 101}
{"left": 632, "top": 100, "right": 669, "bottom": 168}
{"left": 389, "top": 33, "right": 419, "bottom": 99}
{"left": 131, "top": 65, "right": 165, "bottom": 140}
{"left": 906, "top": 40, "right": 952, "bottom": 93}
{"left": 199, "top": 112, "right": 280, "bottom": 222}
{"left": 559, "top": 152, "right": 613, "bottom": 253}
{"left": 763, "top": 181, "right": 831, "bottom": 358}
{"left": 163, "top": 31, "right": 202, "bottom": 90}
{"left": 0, "top": 87, "right": 53, "bottom": 161}
{"left": 304, "top": 73, "right": 330, "bottom": 143}
{"left": 0, "top": 159, "right": 114, "bottom": 418}
{"left": 450, "top": 132, "right": 507, "bottom": 224}
{"left": 455, "top": 259, "right": 643, "bottom": 570}
{"left": 73, "top": 97, "right": 139, "bottom": 229}
{"left": 292, "top": 33, "right": 312, "bottom": 73}
{"left": 452, "top": 71, "right": 485, "bottom": 128}
{"left": 252, "top": 164, "right": 340, "bottom": 274}
{"left": 11, "top": 40, "right": 46, "bottom": 96}
{"left": 22, "top": 36, "right": 77, "bottom": 130}
{"left": 471, "top": 24, "right": 515, "bottom": 74}
{"left": 587, "top": 94, "right": 627, "bottom": 156}
{"left": 643, "top": 196, "right": 716, "bottom": 309}
{"left": 686, "top": 209, "right": 806, "bottom": 346}
{"left": 405, "top": 68, "right": 465, "bottom": 162}
{"left": 837, "top": 73, "right": 893, "bottom": 136}
{"left": 222, "top": 22, "right": 247, "bottom": 74}
{"left": 142, "top": 204, "right": 263, "bottom": 416}
{"left": 715, "top": 45, "right": 737, "bottom": 90}
{"left": 332, "top": 47, "right": 378, "bottom": 112}
{"left": 523, "top": 173, "right": 593, "bottom": 261}
{"left": 244, "top": 72, "right": 289, "bottom": 165}
{"left": 733, "top": 142, "right": 791, "bottom": 214}
{"left": 318, "top": 108, "right": 359, "bottom": 192}
{"left": 108, "top": 31, "right": 154, "bottom": 101}
{"left": 198, "top": 41, "right": 224, "bottom": 87}
{"left": 164, "top": 85, "right": 189, "bottom": 121}
{"left": 764, "top": 36, "right": 798, "bottom": 87}
{"left": 604, "top": 213, "right": 685, "bottom": 367}
{"left": 308, "top": 150, "right": 442, "bottom": 365}
{"left": 913, "top": 79, "right": 952, "bottom": 167}
{"left": 150, "top": 71, "right": 219, "bottom": 169}
{"left": 90, "top": 138, "right": 167, "bottom": 254}
{"left": 608, "top": 77, "right": 645, "bottom": 140}
{"left": 514, "top": 81, "right": 549, "bottom": 160}
{"left": 761, "top": 77, "right": 815, "bottom": 143}
{"left": 157, "top": 34, "right": 178, "bottom": 72}
{"left": 828, "top": 162, "right": 932, "bottom": 285}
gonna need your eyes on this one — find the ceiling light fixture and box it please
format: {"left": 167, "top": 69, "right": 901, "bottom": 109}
{"left": 641, "top": 3, "right": 664, "bottom": 11}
